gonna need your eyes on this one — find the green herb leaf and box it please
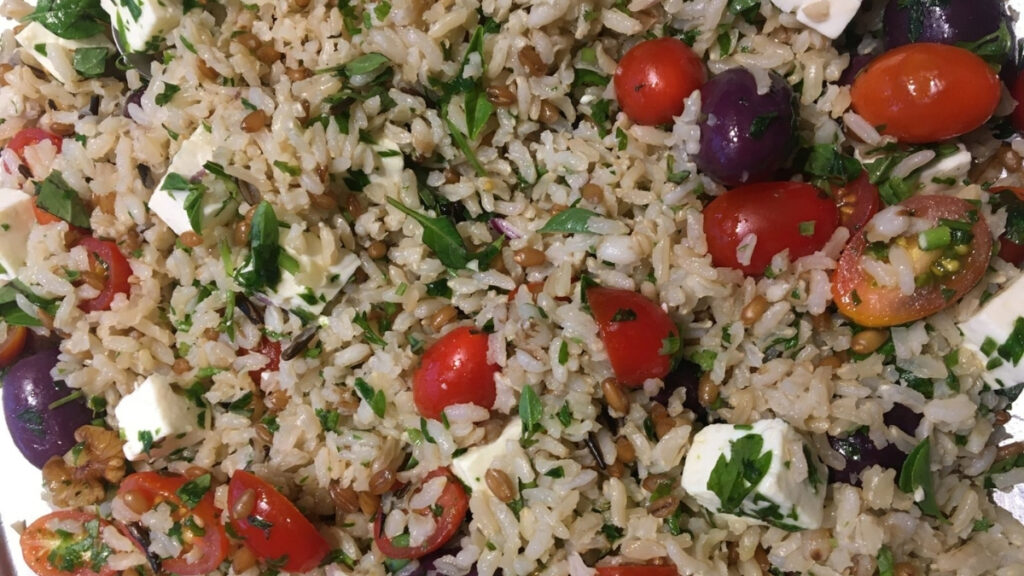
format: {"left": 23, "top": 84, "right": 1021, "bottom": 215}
{"left": 803, "top": 144, "right": 862, "bottom": 186}
{"left": 234, "top": 201, "right": 281, "bottom": 293}
{"left": 35, "top": 171, "right": 92, "bottom": 228}
{"left": 898, "top": 437, "right": 941, "bottom": 517}
{"left": 316, "top": 408, "right": 341, "bottom": 433}
{"left": 556, "top": 401, "right": 572, "bottom": 427}
{"left": 353, "top": 377, "right": 386, "bottom": 417}
{"left": 23, "top": 0, "right": 107, "bottom": 40}
{"left": 387, "top": 198, "right": 469, "bottom": 269}
{"left": 707, "top": 433, "right": 772, "bottom": 515}
{"left": 176, "top": 473, "right": 212, "bottom": 508}
{"left": 519, "top": 384, "right": 543, "bottom": 441}
{"left": 748, "top": 112, "right": 777, "bottom": 139}
{"left": 72, "top": 47, "right": 108, "bottom": 78}
{"left": 343, "top": 52, "right": 391, "bottom": 78}
{"left": 183, "top": 186, "right": 204, "bottom": 232}
{"left": 538, "top": 207, "right": 601, "bottom": 234}
{"left": 155, "top": 82, "right": 180, "bottom": 106}
{"left": 957, "top": 20, "right": 1013, "bottom": 67}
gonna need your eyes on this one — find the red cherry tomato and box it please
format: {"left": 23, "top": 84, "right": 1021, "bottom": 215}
{"left": 992, "top": 187, "right": 1024, "bottom": 265}
{"left": 8, "top": 128, "right": 62, "bottom": 167}
{"left": 117, "top": 471, "right": 229, "bottom": 575}
{"left": 76, "top": 236, "right": 131, "bottom": 312}
{"left": 228, "top": 470, "right": 330, "bottom": 573}
{"left": 587, "top": 287, "right": 678, "bottom": 387}
{"left": 613, "top": 37, "right": 706, "bottom": 126}
{"left": 247, "top": 338, "right": 282, "bottom": 385}
{"left": 0, "top": 325, "right": 28, "bottom": 368}
{"left": 32, "top": 197, "right": 64, "bottom": 225}
{"left": 595, "top": 565, "right": 679, "bottom": 576}
{"left": 413, "top": 326, "right": 497, "bottom": 420}
{"left": 373, "top": 468, "right": 469, "bottom": 560}
{"left": 850, "top": 43, "right": 1000, "bottom": 143}
{"left": 835, "top": 172, "right": 880, "bottom": 234}
{"left": 20, "top": 511, "right": 116, "bottom": 576}
{"left": 1012, "top": 72, "right": 1024, "bottom": 133}
{"left": 703, "top": 181, "right": 840, "bottom": 275}
{"left": 833, "top": 194, "right": 991, "bottom": 327}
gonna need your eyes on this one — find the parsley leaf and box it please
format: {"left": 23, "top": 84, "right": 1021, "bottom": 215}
{"left": 35, "top": 171, "right": 92, "bottom": 228}
{"left": 519, "top": 384, "right": 543, "bottom": 443}
{"left": 176, "top": 473, "right": 212, "bottom": 508}
{"left": 72, "top": 47, "right": 108, "bottom": 78}
{"left": 898, "top": 438, "right": 941, "bottom": 517}
{"left": 23, "top": 0, "right": 107, "bottom": 40}
{"left": 353, "top": 377, "right": 386, "bottom": 417}
{"left": 707, "top": 433, "right": 772, "bottom": 514}
{"left": 538, "top": 207, "right": 601, "bottom": 234}
{"left": 234, "top": 201, "right": 282, "bottom": 293}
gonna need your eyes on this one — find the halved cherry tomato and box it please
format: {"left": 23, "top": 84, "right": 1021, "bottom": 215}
{"left": 850, "top": 43, "right": 1000, "bottom": 143}
{"left": 247, "top": 337, "right": 282, "bottom": 385}
{"left": 0, "top": 325, "right": 28, "bottom": 367}
{"left": 413, "top": 326, "right": 497, "bottom": 420}
{"left": 32, "top": 197, "right": 64, "bottom": 225}
{"left": 613, "top": 37, "right": 706, "bottom": 126}
{"left": 21, "top": 510, "right": 116, "bottom": 576}
{"left": 228, "top": 470, "right": 330, "bottom": 573}
{"left": 833, "top": 195, "right": 991, "bottom": 327}
{"left": 835, "top": 172, "right": 880, "bottom": 234}
{"left": 595, "top": 565, "right": 679, "bottom": 576}
{"left": 703, "top": 181, "right": 840, "bottom": 275}
{"left": 991, "top": 187, "right": 1024, "bottom": 265}
{"left": 118, "top": 471, "right": 229, "bottom": 575}
{"left": 8, "top": 128, "right": 62, "bottom": 166}
{"left": 76, "top": 236, "right": 131, "bottom": 312}
{"left": 587, "top": 287, "right": 678, "bottom": 387}
{"left": 373, "top": 468, "right": 469, "bottom": 560}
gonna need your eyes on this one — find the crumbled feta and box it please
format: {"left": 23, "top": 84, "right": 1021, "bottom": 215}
{"left": 101, "top": 0, "right": 182, "bottom": 54}
{"left": 148, "top": 128, "right": 237, "bottom": 236}
{"left": 0, "top": 189, "right": 36, "bottom": 281}
{"left": 15, "top": 22, "right": 114, "bottom": 85}
{"left": 960, "top": 273, "right": 1024, "bottom": 389}
{"left": 770, "top": 0, "right": 861, "bottom": 39}
{"left": 451, "top": 420, "right": 522, "bottom": 495}
{"left": 114, "top": 374, "right": 199, "bottom": 460}
{"left": 262, "top": 223, "right": 360, "bottom": 318}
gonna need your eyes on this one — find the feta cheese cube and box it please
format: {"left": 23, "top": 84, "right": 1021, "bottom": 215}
{"left": 263, "top": 224, "right": 360, "bottom": 318}
{"left": 15, "top": 22, "right": 114, "bottom": 85}
{"left": 114, "top": 374, "right": 199, "bottom": 460}
{"left": 0, "top": 189, "right": 36, "bottom": 281}
{"left": 959, "top": 274, "right": 1024, "bottom": 389}
{"left": 101, "top": 0, "right": 182, "bottom": 54}
{"left": 680, "top": 419, "right": 827, "bottom": 530}
{"left": 149, "top": 128, "right": 236, "bottom": 236}
{"left": 770, "top": 0, "right": 861, "bottom": 39}
{"left": 451, "top": 420, "right": 522, "bottom": 494}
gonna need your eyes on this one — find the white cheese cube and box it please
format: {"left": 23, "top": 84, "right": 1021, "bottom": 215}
{"left": 101, "top": 0, "right": 182, "bottom": 54}
{"left": 114, "top": 374, "right": 199, "bottom": 460}
{"left": 149, "top": 128, "right": 236, "bottom": 236}
{"left": 770, "top": 0, "right": 861, "bottom": 40}
{"left": 0, "top": 189, "right": 36, "bottom": 281}
{"left": 681, "top": 419, "right": 827, "bottom": 530}
{"left": 918, "top": 145, "right": 971, "bottom": 190}
{"left": 451, "top": 420, "right": 522, "bottom": 495}
{"left": 959, "top": 274, "right": 1024, "bottom": 389}
{"left": 263, "top": 224, "right": 360, "bottom": 318}
{"left": 15, "top": 22, "right": 114, "bottom": 85}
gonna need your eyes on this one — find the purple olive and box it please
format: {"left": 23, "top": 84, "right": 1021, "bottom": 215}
{"left": 123, "top": 88, "right": 145, "bottom": 120}
{"left": 3, "top": 349, "right": 93, "bottom": 468}
{"left": 838, "top": 53, "right": 875, "bottom": 86}
{"left": 656, "top": 360, "right": 708, "bottom": 423}
{"left": 883, "top": 403, "right": 922, "bottom": 436}
{"left": 696, "top": 67, "right": 796, "bottom": 186}
{"left": 883, "top": 0, "right": 1012, "bottom": 62}
{"left": 827, "top": 405, "right": 919, "bottom": 486}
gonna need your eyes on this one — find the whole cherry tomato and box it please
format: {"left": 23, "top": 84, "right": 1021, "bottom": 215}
{"left": 587, "top": 287, "right": 678, "bottom": 387}
{"left": 228, "top": 470, "right": 330, "bottom": 573}
{"left": 373, "top": 467, "right": 469, "bottom": 560}
{"left": 850, "top": 43, "right": 1000, "bottom": 143}
{"left": 117, "top": 471, "right": 229, "bottom": 575}
{"left": 835, "top": 172, "right": 880, "bottom": 234}
{"left": 413, "top": 326, "right": 497, "bottom": 420}
{"left": 703, "top": 181, "right": 839, "bottom": 275}
{"left": 833, "top": 195, "right": 991, "bottom": 327}
{"left": 76, "top": 236, "right": 131, "bottom": 312}
{"left": 613, "top": 37, "right": 706, "bottom": 126}
{"left": 20, "top": 510, "right": 116, "bottom": 576}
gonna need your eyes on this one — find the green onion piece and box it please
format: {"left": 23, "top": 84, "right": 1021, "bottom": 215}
{"left": 918, "top": 226, "right": 951, "bottom": 251}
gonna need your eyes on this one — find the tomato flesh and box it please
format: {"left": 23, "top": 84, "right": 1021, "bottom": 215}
{"left": 118, "top": 471, "right": 229, "bottom": 575}
{"left": 851, "top": 43, "right": 1000, "bottom": 143}
{"left": 0, "top": 325, "right": 28, "bottom": 368}
{"left": 613, "top": 37, "right": 706, "bottom": 126}
{"left": 32, "top": 197, "right": 65, "bottom": 226}
{"left": 76, "top": 236, "right": 131, "bottom": 312}
{"left": 587, "top": 287, "right": 678, "bottom": 387}
{"left": 373, "top": 468, "right": 469, "bottom": 560}
{"left": 247, "top": 337, "right": 282, "bottom": 385}
{"left": 228, "top": 470, "right": 330, "bottom": 573}
{"left": 21, "top": 511, "right": 116, "bottom": 576}
{"left": 413, "top": 326, "right": 497, "bottom": 419}
{"left": 595, "top": 565, "right": 679, "bottom": 576}
{"left": 835, "top": 172, "right": 880, "bottom": 234}
{"left": 703, "top": 181, "right": 840, "bottom": 275}
{"left": 833, "top": 195, "right": 991, "bottom": 327}
{"left": 8, "top": 128, "right": 62, "bottom": 170}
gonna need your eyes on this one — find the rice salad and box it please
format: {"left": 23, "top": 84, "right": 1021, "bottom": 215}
{"left": 3, "top": 0, "right": 1024, "bottom": 574}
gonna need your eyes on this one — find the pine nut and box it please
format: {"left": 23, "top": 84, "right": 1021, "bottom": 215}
{"left": 121, "top": 489, "right": 151, "bottom": 515}
{"left": 485, "top": 468, "right": 516, "bottom": 503}
{"left": 254, "top": 423, "right": 273, "bottom": 443}
{"left": 513, "top": 247, "right": 545, "bottom": 267}
{"left": 232, "top": 546, "right": 257, "bottom": 573}
{"left": 754, "top": 546, "right": 771, "bottom": 574}
{"left": 647, "top": 495, "right": 679, "bottom": 518}
{"left": 740, "top": 295, "right": 769, "bottom": 326}
{"left": 180, "top": 231, "right": 203, "bottom": 247}
{"left": 367, "top": 241, "right": 388, "bottom": 259}
{"left": 427, "top": 305, "right": 457, "bottom": 332}
{"left": 369, "top": 468, "right": 396, "bottom": 496}
{"left": 330, "top": 483, "right": 360, "bottom": 513}
{"left": 232, "top": 488, "right": 256, "bottom": 519}
{"left": 285, "top": 66, "right": 311, "bottom": 81}
{"left": 615, "top": 436, "right": 635, "bottom": 464}
{"left": 996, "top": 441, "right": 1024, "bottom": 462}
{"left": 241, "top": 109, "right": 268, "bottom": 133}
{"left": 995, "top": 410, "right": 1011, "bottom": 426}
{"left": 697, "top": 373, "right": 719, "bottom": 408}
{"left": 894, "top": 562, "right": 917, "bottom": 576}
{"left": 581, "top": 183, "right": 603, "bottom": 204}
{"left": 234, "top": 205, "right": 257, "bottom": 246}
{"left": 538, "top": 100, "right": 560, "bottom": 124}
{"left": 605, "top": 460, "right": 624, "bottom": 478}
{"left": 486, "top": 84, "right": 516, "bottom": 107}
{"left": 197, "top": 58, "right": 218, "bottom": 80}
{"left": 235, "top": 32, "right": 260, "bottom": 51}
{"left": 602, "top": 378, "right": 630, "bottom": 414}
{"left": 256, "top": 43, "right": 280, "bottom": 64}
{"left": 357, "top": 491, "right": 380, "bottom": 516}
{"left": 49, "top": 122, "right": 75, "bottom": 136}
{"left": 184, "top": 466, "right": 209, "bottom": 480}
{"left": 850, "top": 329, "right": 888, "bottom": 355}
{"left": 517, "top": 46, "right": 546, "bottom": 76}
{"left": 266, "top": 389, "right": 289, "bottom": 412}
{"left": 651, "top": 403, "right": 675, "bottom": 438}
{"left": 172, "top": 357, "right": 191, "bottom": 374}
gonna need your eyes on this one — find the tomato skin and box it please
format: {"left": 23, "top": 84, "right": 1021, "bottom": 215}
{"left": 76, "top": 236, "right": 131, "bottom": 312}
{"left": 373, "top": 468, "right": 469, "bottom": 560}
{"left": 228, "top": 470, "right": 330, "bottom": 573}
{"left": 992, "top": 187, "right": 1024, "bottom": 265}
{"left": 850, "top": 43, "right": 1000, "bottom": 143}
{"left": 833, "top": 195, "right": 991, "bottom": 328}
{"left": 0, "top": 325, "right": 28, "bottom": 367}
{"left": 613, "top": 37, "right": 706, "bottom": 126}
{"left": 118, "top": 472, "right": 229, "bottom": 575}
{"left": 703, "top": 181, "right": 840, "bottom": 275}
{"left": 413, "top": 326, "right": 497, "bottom": 420}
{"left": 32, "top": 197, "right": 64, "bottom": 225}
{"left": 21, "top": 511, "right": 116, "bottom": 576}
{"left": 587, "top": 287, "right": 678, "bottom": 387}
{"left": 247, "top": 338, "right": 282, "bottom": 385}
{"left": 835, "top": 172, "right": 880, "bottom": 234}
{"left": 8, "top": 128, "right": 62, "bottom": 165}
{"left": 595, "top": 565, "right": 679, "bottom": 576}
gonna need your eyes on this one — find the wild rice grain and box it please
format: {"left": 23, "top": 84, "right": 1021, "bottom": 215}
{"left": 582, "top": 183, "right": 604, "bottom": 203}
{"left": 651, "top": 403, "right": 675, "bottom": 438}
{"left": 485, "top": 468, "right": 516, "bottom": 503}
{"left": 647, "top": 496, "right": 679, "bottom": 518}
{"left": 357, "top": 492, "right": 380, "bottom": 516}
{"left": 256, "top": 44, "right": 281, "bottom": 64}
